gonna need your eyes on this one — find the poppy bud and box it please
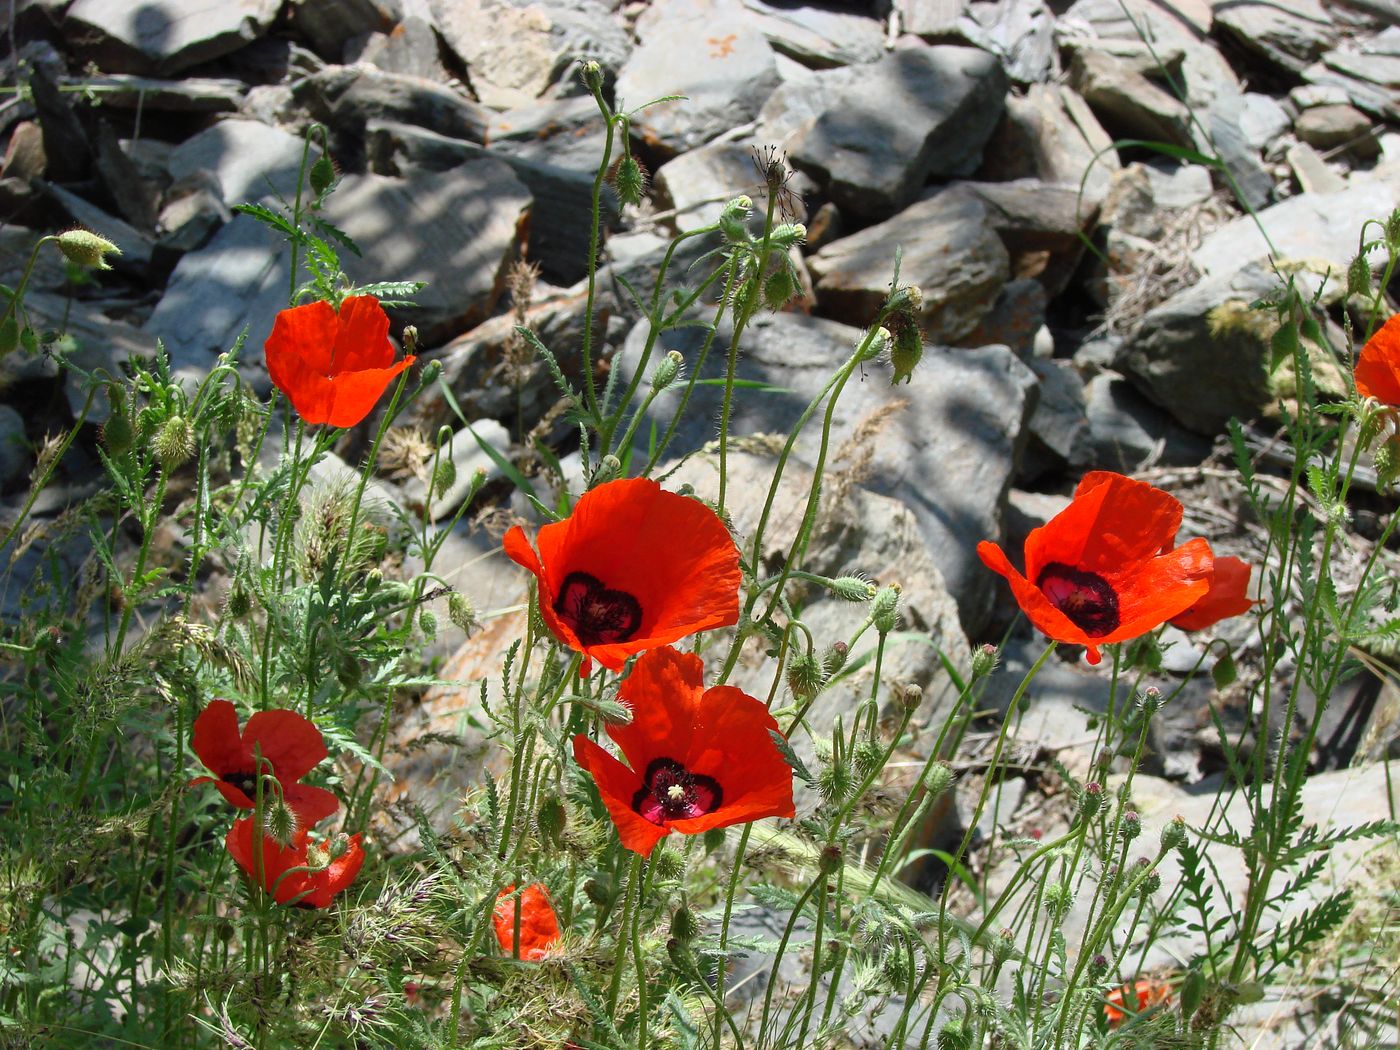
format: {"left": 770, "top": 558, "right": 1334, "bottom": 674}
{"left": 419, "top": 610, "right": 437, "bottom": 642}
{"left": 583, "top": 876, "right": 612, "bottom": 907}
{"left": 591, "top": 454, "right": 622, "bottom": 487}
{"left": 1347, "top": 254, "right": 1373, "bottom": 299}
{"left": 666, "top": 936, "right": 690, "bottom": 969}
{"left": 786, "top": 650, "right": 824, "bottom": 700}
{"left": 417, "top": 356, "right": 438, "bottom": 385}
{"left": 364, "top": 568, "right": 382, "bottom": 593}
{"left": 886, "top": 284, "right": 923, "bottom": 316}
{"left": 991, "top": 927, "right": 1015, "bottom": 965}
{"left": 1120, "top": 811, "right": 1141, "bottom": 842}
{"left": 900, "top": 682, "right": 923, "bottom": 713}
{"left": 1139, "top": 866, "right": 1162, "bottom": 897}
{"left": 225, "top": 580, "right": 253, "bottom": 619}
{"left": 153, "top": 415, "right": 196, "bottom": 469}
{"left": 821, "top": 641, "right": 848, "bottom": 677}
{"left": 263, "top": 797, "right": 299, "bottom": 846}
{"left": 309, "top": 154, "right": 336, "bottom": 198}
{"left": 1160, "top": 814, "right": 1186, "bottom": 853}
{"left": 581, "top": 60, "right": 604, "bottom": 93}
{"left": 818, "top": 757, "right": 851, "bottom": 806}
{"left": 55, "top": 228, "right": 122, "bottom": 270}
{"left": 448, "top": 592, "right": 478, "bottom": 634}
{"left": 653, "top": 845, "right": 685, "bottom": 881}
{"left": 1045, "top": 882, "right": 1073, "bottom": 922}
{"left": 1080, "top": 781, "right": 1104, "bottom": 817}
{"left": 1139, "top": 686, "right": 1162, "bottom": 716}
{"left": 1096, "top": 747, "right": 1113, "bottom": 772}
{"left": 827, "top": 576, "right": 876, "bottom": 601}
{"left": 861, "top": 326, "right": 893, "bottom": 362}
{"left": 770, "top": 222, "right": 806, "bottom": 251}
{"left": 854, "top": 739, "right": 883, "bottom": 781}
{"left": 537, "top": 795, "right": 566, "bottom": 846}
{"left": 670, "top": 904, "right": 698, "bottom": 944}
{"left": 970, "top": 643, "right": 999, "bottom": 679}
{"left": 922, "top": 760, "right": 955, "bottom": 798}
{"left": 1089, "top": 953, "right": 1109, "bottom": 978}
{"left": 1375, "top": 434, "right": 1400, "bottom": 489}
{"left": 818, "top": 844, "right": 843, "bottom": 875}
{"left": 651, "top": 350, "right": 684, "bottom": 392}
{"left": 586, "top": 696, "right": 633, "bottom": 727}
{"left": 871, "top": 584, "right": 901, "bottom": 634}
{"left": 937, "top": 1018, "right": 969, "bottom": 1050}
{"left": 613, "top": 154, "right": 646, "bottom": 206}
{"left": 763, "top": 267, "right": 797, "bottom": 311}
{"left": 718, "top": 196, "right": 753, "bottom": 243}
{"left": 101, "top": 407, "right": 134, "bottom": 455}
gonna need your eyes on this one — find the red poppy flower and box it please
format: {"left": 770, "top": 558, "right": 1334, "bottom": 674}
{"left": 1104, "top": 977, "right": 1171, "bottom": 1025}
{"left": 1170, "top": 555, "right": 1254, "bottom": 632}
{"left": 977, "top": 471, "right": 1214, "bottom": 664}
{"left": 504, "top": 478, "right": 741, "bottom": 674}
{"left": 1355, "top": 313, "right": 1400, "bottom": 406}
{"left": 572, "top": 645, "right": 795, "bottom": 856}
{"left": 226, "top": 816, "right": 364, "bottom": 907}
{"left": 493, "top": 883, "right": 561, "bottom": 960}
{"left": 190, "top": 700, "right": 339, "bottom": 828}
{"left": 264, "top": 295, "right": 415, "bottom": 428}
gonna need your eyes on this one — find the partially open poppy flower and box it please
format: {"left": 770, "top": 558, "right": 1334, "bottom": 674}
{"left": 977, "top": 471, "right": 1214, "bottom": 664}
{"left": 1170, "top": 555, "right": 1254, "bottom": 632}
{"left": 573, "top": 645, "right": 795, "bottom": 856}
{"left": 504, "top": 478, "right": 741, "bottom": 674}
{"left": 1355, "top": 312, "right": 1400, "bottom": 406}
{"left": 493, "top": 883, "right": 561, "bottom": 960}
{"left": 264, "top": 296, "right": 415, "bottom": 428}
{"left": 226, "top": 816, "right": 364, "bottom": 907}
{"left": 190, "top": 700, "right": 339, "bottom": 828}
{"left": 1104, "top": 977, "right": 1171, "bottom": 1026}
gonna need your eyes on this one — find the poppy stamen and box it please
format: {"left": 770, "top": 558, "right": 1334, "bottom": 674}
{"left": 1036, "top": 562, "right": 1121, "bottom": 636}
{"left": 633, "top": 757, "right": 722, "bottom": 824}
{"left": 224, "top": 771, "right": 260, "bottom": 797}
{"left": 554, "top": 571, "right": 642, "bottom": 646}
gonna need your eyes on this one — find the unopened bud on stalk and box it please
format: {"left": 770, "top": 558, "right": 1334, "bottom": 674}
{"left": 431, "top": 455, "right": 456, "bottom": 500}
{"left": 666, "top": 937, "right": 690, "bottom": 968}
{"left": 592, "top": 697, "right": 633, "bottom": 727}
{"left": 55, "top": 228, "right": 122, "bottom": 270}
{"left": 1140, "top": 686, "right": 1162, "bottom": 716}
{"left": 854, "top": 739, "right": 883, "bottom": 780}
{"left": 418, "top": 610, "right": 437, "bottom": 642}
{"left": 448, "top": 592, "right": 478, "bottom": 634}
{"left": 970, "top": 643, "right": 999, "bottom": 680}
{"left": 153, "top": 414, "right": 196, "bottom": 469}
{"left": 537, "top": 796, "right": 566, "bottom": 846}
{"left": 937, "top": 1018, "right": 970, "bottom": 1050}
{"left": 763, "top": 267, "right": 797, "bottom": 310}
{"left": 1347, "top": 254, "right": 1373, "bottom": 298}
{"left": 1095, "top": 747, "right": 1113, "bottom": 773}
{"left": 991, "top": 927, "right": 1015, "bottom": 966}
{"left": 886, "top": 284, "right": 923, "bottom": 316}
{"left": 1160, "top": 814, "right": 1187, "bottom": 853}
{"left": 922, "top": 760, "right": 955, "bottom": 798}
{"left": 402, "top": 325, "right": 419, "bottom": 356}
{"left": 581, "top": 60, "right": 604, "bottom": 93}
{"left": 1045, "top": 882, "right": 1073, "bottom": 923}
{"left": 670, "top": 904, "right": 698, "bottom": 944}
{"left": 1080, "top": 781, "right": 1104, "bottom": 817}
{"left": 418, "top": 357, "right": 439, "bottom": 386}
{"left": 829, "top": 576, "right": 877, "bottom": 601}
{"left": 786, "top": 650, "right": 824, "bottom": 700}
{"left": 101, "top": 407, "right": 134, "bottom": 455}
{"left": 770, "top": 223, "right": 806, "bottom": 251}
{"left": 889, "top": 320, "right": 924, "bottom": 386}
{"left": 1120, "top": 811, "right": 1141, "bottom": 842}
{"left": 871, "top": 584, "right": 901, "bottom": 634}
{"left": 718, "top": 196, "right": 753, "bottom": 242}
{"left": 309, "top": 154, "right": 336, "bottom": 197}
{"left": 654, "top": 845, "right": 685, "bottom": 880}
{"left": 1140, "top": 866, "right": 1162, "bottom": 896}
{"left": 819, "top": 844, "right": 843, "bottom": 875}
{"left": 226, "top": 580, "right": 253, "bottom": 619}
{"left": 1089, "top": 953, "right": 1109, "bottom": 978}
{"left": 861, "top": 326, "right": 892, "bottom": 362}
{"left": 591, "top": 454, "right": 622, "bottom": 487}
{"left": 821, "top": 641, "right": 849, "bottom": 677}
{"left": 614, "top": 154, "right": 646, "bottom": 206}
{"left": 263, "top": 798, "right": 299, "bottom": 846}
{"left": 900, "top": 682, "right": 923, "bottom": 714}
{"left": 651, "top": 350, "right": 684, "bottom": 392}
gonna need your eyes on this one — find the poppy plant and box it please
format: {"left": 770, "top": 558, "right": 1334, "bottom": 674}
{"left": 1104, "top": 977, "right": 1171, "bottom": 1026}
{"left": 226, "top": 816, "right": 364, "bottom": 908}
{"left": 1170, "top": 555, "right": 1254, "bottom": 632}
{"left": 572, "top": 645, "right": 796, "bottom": 856}
{"left": 190, "top": 699, "right": 339, "bottom": 828}
{"left": 977, "top": 471, "right": 1214, "bottom": 664}
{"left": 504, "top": 478, "right": 741, "bottom": 674}
{"left": 264, "top": 295, "right": 415, "bottom": 428}
{"left": 1354, "top": 312, "right": 1400, "bottom": 406}
{"left": 493, "top": 883, "right": 561, "bottom": 960}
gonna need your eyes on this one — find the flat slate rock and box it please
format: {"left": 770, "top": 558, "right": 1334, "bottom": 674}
{"left": 738, "top": 0, "right": 885, "bottom": 68}
{"left": 808, "top": 187, "right": 1010, "bottom": 343}
{"left": 145, "top": 159, "right": 531, "bottom": 378}
{"left": 1213, "top": 0, "right": 1338, "bottom": 76}
{"left": 62, "top": 0, "right": 282, "bottom": 75}
{"left": 654, "top": 141, "right": 772, "bottom": 231}
{"left": 615, "top": 312, "right": 1038, "bottom": 632}
{"left": 66, "top": 74, "right": 245, "bottom": 112}
{"left": 789, "top": 45, "right": 1007, "bottom": 220}
{"left": 979, "top": 82, "right": 1120, "bottom": 210}
{"left": 167, "top": 119, "right": 308, "bottom": 209}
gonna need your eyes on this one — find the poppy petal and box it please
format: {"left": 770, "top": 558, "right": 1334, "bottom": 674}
{"left": 680, "top": 685, "right": 794, "bottom": 827}
{"left": 299, "top": 834, "right": 365, "bottom": 908}
{"left": 505, "top": 525, "right": 586, "bottom": 655}
{"left": 977, "top": 540, "right": 1098, "bottom": 654}
{"left": 1026, "top": 473, "right": 1183, "bottom": 582}
{"left": 212, "top": 779, "right": 256, "bottom": 810}
{"left": 328, "top": 295, "right": 393, "bottom": 372}
{"left": 1105, "top": 537, "right": 1214, "bottom": 641}
{"left": 572, "top": 735, "right": 669, "bottom": 856}
{"left": 280, "top": 782, "right": 341, "bottom": 827}
{"left": 226, "top": 818, "right": 309, "bottom": 904}
{"left": 242, "top": 709, "right": 328, "bottom": 782}
{"left": 1355, "top": 313, "right": 1400, "bottom": 405}
{"left": 266, "top": 299, "right": 338, "bottom": 388}
{"left": 320, "top": 357, "right": 415, "bottom": 429}
{"left": 608, "top": 646, "right": 706, "bottom": 774}
{"left": 494, "top": 883, "right": 562, "bottom": 960}
{"left": 1171, "top": 555, "right": 1255, "bottom": 632}
{"left": 191, "top": 700, "right": 249, "bottom": 777}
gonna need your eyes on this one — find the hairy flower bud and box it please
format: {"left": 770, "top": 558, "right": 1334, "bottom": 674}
{"left": 854, "top": 739, "right": 883, "bottom": 781}
{"left": 787, "top": 650, "right": 824, "bottom": 700}
{"left": 55, "top": 228, "right": 122, "bottom": 270}
{"left": 537, "top": 796, "right": 566, "bottom": 847}
{"left": 1089, "top": 953, "right": 1109, "bottom": 978}
{"left": 819, "top": 844, "right": 843, "bottom": 875}
{"left": 1080, "top": 781, "right": 1104, "bottom": 818}
{"left": 263, "top": 797, "right": 299, "bottom": 846}
{"left": 889, "top": 319, "right": 924, "bottom": 386}
{"left": 448, "top": 592, "right": 478, "bottom": 634}
{"left": 991, "top": 927, "right": 1015, "bottom": 966}
{"left": 1120, "top": 811, "right": 1141, "bottom": 842}
{"left": 581, "top": 60, "right": 604, "bottom": 93}
{"left": 769, "top": 223, "right": 806, "bottom": 251}
{"left": 718, "top": 196, "right": 753, "bottom": 242}
{"left": 937, "top": 1018, "right": 970, "bottom": 1050}
{"left": 309, "top": 154, "right": 336, "bottom": 198}
{"left": 431, "top": 455, "right": 456, "bottom": 500}
{"left": 613, "top": 154, "right": 646, "bottom": 207}
{"left": 1347, "top": 254, "right": 1373, "bottom": 299}
{"left": 653, "top": 845, "right": 685, "bottom": 881}
{"left": 153, "top": 414, "right": 195, "bottom": 469}
{"left": 1140, "top": 866, "right": 1162, "bottom": 896}
{"left": 871, "top": 584, "right": 901, "bottom": 634}
{"left": 1045, "top": 882, "right": 1073, "bottom": 923}
{"left": 1160, "top": 814, "right": 1187, "bottom": 853}
{"left": 1140, "top": 686, "right": 1162, "bottom": 716}
{"left": 670, "top": 904, "right": 698, "bottom": 944}
{"left": 418, "top": 610, "right": 437, "bottom": 642}
{"left": 591, "top": 454, "right": 621, "bottom": 487}
{"left": 828, "top": 576, "right": 877, "bottom": 601}
{"left": 417, "top": 356, "right": 439, "bottom": 387}
{"left": 225, "top": 580, "right": 253, "bottom": 619}
{"left": 763, "top": 267, "right": 797, "bottom": 311}
{"left": 821, "top": 641, "right": 848, "bottom": 678}
{"left": 970, "top": 643, "right": 999, "bottom": 680}
{"left": 922, "top": 760, "right": 955, "bottom": 799}
{"left": 900, "top": 682, "right": 924, "bottom": 713}
{"left": 101, "top": 407, "right": 134, "bottom": 456}
{"left": 651, "top": 349, "right": 684, "bottom": 392}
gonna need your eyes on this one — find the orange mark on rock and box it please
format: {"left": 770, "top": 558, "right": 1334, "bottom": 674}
{"left": 708, "top": 34, "right": 737, "bottom": 58}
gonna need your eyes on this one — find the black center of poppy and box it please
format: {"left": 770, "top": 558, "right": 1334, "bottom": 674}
{"left": 554, "top": 571, "right": 642, "bottom": 647}
{"left": 224, "top": 770, "right": 260, "bottom": 798}
{"left": 1036, "top": 562, "right": 1121, "bottom": 636}
{"left": 632, "top": 757, "right": 722, "bottom": 824}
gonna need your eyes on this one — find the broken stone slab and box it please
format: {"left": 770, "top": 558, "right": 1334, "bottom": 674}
{"left": 1205, "top": 91, "right": 1276, "bottom": 211}
{"left": 1286, "top": 140, "right": 1348, "bottom": 193}
{"left": 166, "top": 118, "right": 309, "bottom": 211}
{"left": 1070, "top": 48, "right": 1194, "bottom": 149}
{"left": 1214, "top": 0, "right": 1339, "bottom": 77}
{"left": 288, "top": 0, "right": 398, "bottom": 61}
{"left": 1019, "top": 356, "right": 1093, "bottom": 481}
{"left": 653, "top": 140, "right": 775, "bottom": 232}
{"left": 344, "top": 16, "right": 449, "bottom": 81}
{"left": 1059, "top": 33, "right": 1187, "bottom": 80}
{"left": 364, "top": 119, "right": 610, "bottom": 284}
{"left": 615, "top": 312, "right": 1038, "bottom": 632}
{"left": 1301, "top": 59, "right": 1400, "bottom": 123}
{"left": 1294, "top": 102, "right": 1381, "bottom": 157}
{"left": 955, "top": 0, "right": 1057, "bottom": 85}
{"left": 1, "top": 121, "right": 46, "bottom": 182}
{"left": 751, "top": 62, "right": 862, "bottom": 145}
{"left": 949, "top": 179, "right": 1097, "bottom": 299}
{"left": 93, "top": 120, "right": 159, "bottom": 232}
{"left": 1082, "top": 370, "right": 1211, "bottom": 470}
{"left": 27, "top": 62, "right": 92, "bottom": 184}
{"left": 144, "top": 159, "right": 531, "bottom": 378}
{"left": 63, "top": 74, "right": 246, "bottom": 112}
{"left": 614, "top": 14, "right": 780, "bottom": 154}
{"left": 62, "top": 0, "right": 282, "bottom": 75}
{"left": 955, "top": 277, "right": 1048, "bottom": 360}
{"left": 739, "top": 0, "right": 885, "bottom": 68}
{"left": 789, "top": 45, "right": 1007, "bottom": 220}
{"left": 808, "top": 187, "right": 1010, "bottom": 343}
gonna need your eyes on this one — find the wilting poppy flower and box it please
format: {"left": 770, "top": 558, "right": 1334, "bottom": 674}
{"left": 226, "top": 816, "right": 364, "bottom": 907}
{"left": 190, "top": 700, "right": 339, "bottom": 828}
{"left": 1355, "top": 313, "right": 1400, "bottom": 406}
{"left": 573, "top": 645, "right": 795, "bottom": 856}
{"left": 264, "top": 295, "right": 415, "bottom": 428}
{"left": 1104, "top": 977, "right": 1171, "bottom": 1025}
{"left": 977, "top": 471, "right": 1213, "bottom": 664}
{"left": 504, "top": 478, "right": 741, "bottom": 674}
{"left": 493, "top": 883, "right": 561, "bottom": 960}
{"left": 1170, "top": 555, "right": 1254, "bottom": 632}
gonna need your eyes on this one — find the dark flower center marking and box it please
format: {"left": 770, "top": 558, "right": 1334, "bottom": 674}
{"left": 632, "top": 757, "right": 722, "bottom": 824}
{"left": 224, "top": 770, "right": 260, "bottom": 799}
{"left": 554, "top": 571, "right": 642, "bottom": 647}
{"left": 1036, "top": 562, "right": 1121, "bottom": 636}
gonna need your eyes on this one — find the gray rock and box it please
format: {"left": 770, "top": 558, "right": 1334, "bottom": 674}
{"left": 614, "top": 14, "right": 780, "bottom": 154}
{"left": 809, "top": 188, "right": 1009, "bottom": 342}
{"left": 1286, "top": 140, "right": 1347, "bottom": 194}
{"left": 615, "top": 313, "right": 1038, "bottom": 630}
{"left": 1143, "top": 161, "right": 1214, "bottom": 209}
{"left": 955, "top": 277, "right": 1047, "bottom": 360}
{"left": 0, "top": 406, "right": 29, "bottom": 488}
{"left": 1294, "top": 103, "right": 1380, "bottom": 157}
{"left": 1236, "top": 91, "right": 1292, "bottom": 154}
{"left": 956, "top": 0, "right": 1057, "bottom": 85}
{"left": 1021, "top": 357, "right": 1092, "bottom": 479}
{"left": 167, "top": 119, "right": 308, "bottom": 209}
{"left": 344, "top": 17, "right": 448, "bottom": 80}
{"left": 145, "top": 159, "right": 531, "bottom": 376}
{"left": 1, "top": 122, "right": 46, "bottom": 182}
{"left": 65, "top": 74, "right": 246, "bottom": 112}
{"left": 654, "top": 141, "right": 773, "bottom": 232}
{"left": 790, "top": 46, "right": 1007, "bottom": 220}
{"left": 155, "top": 172, "right": 231, "bottom": 259}
{"left": 1204, "top": 90, "right": 1275, "bottom": 210}
{"left": 1213, "top": 0, "right": 1338, "bottom": 76}
{"left": 27, "top": 63, "right": 91, "bottom": 183}
{"left": 898, "top": 0, "right": 969, "bottom": 37}
{"left": 739, "top": 0, "right": 884, "bottom": 68}
{"left": 1059, "top": 33, "right": 1186, "bottom": 80}
{"left": 487, "top": 96, "right": 610, "bottom": 171}
{"left": 1290, "top": 82, "right": 1352, "bottom": 109}
{"left": 62, "top": 0, "right": 282, "bottom": 75}
{"left": 1322, "top": 40, "right": 1400, "bottom": 91}
{"left": 289, "top": 0, "right": 398, "bottom": 61}
{"left": 364, "top": 119, "right": 609, "bottom": 284}
{"left": 93, "top": 120, "right": 159, "bottom": 232}
{"left": 1070, "top": 48, "right": 1193, "bottom": 148}
{"left": 952, "top": 179, "right": 1096, "bottom": 298}
{"left": 1083, "top": 371, "right": 1210, "bottom": 470}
